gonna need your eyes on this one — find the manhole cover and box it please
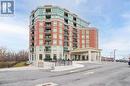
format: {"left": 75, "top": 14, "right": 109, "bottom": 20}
{"left": 36, "top": 82, "right": 58, "bottom": 86}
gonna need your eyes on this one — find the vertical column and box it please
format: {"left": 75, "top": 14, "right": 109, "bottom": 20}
{"left": 99, "top": 51, "right": 101, "bottom": 62}
{"left": 36, "top": 53, "right": 39, "bottom": 61}
{"left": 88, "top": 50, "right": 91, "bottom": 62}
{"left": 81, "top": 55, "right": 82, "bottom": 61}
{"left": 94, "top": 52, "right": 96, "bottom": 61}
{"left": 79, "top": 55, "right": 80, "bottom": 61}
{"left": 51, "top": 50, "right": 53, "bottom": 60}
{"left": 85, "top": 53, "right": 88, "bottom": 61}
{"left": 43, "top": 53, "right": 45, "bottom": 60}
{"left": 68, "top": 53, "right": 71, "bottom": 60}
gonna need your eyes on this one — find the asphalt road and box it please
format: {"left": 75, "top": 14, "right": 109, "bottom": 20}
{"left": 0, "top": 62, "right": 130, "bottom": 86}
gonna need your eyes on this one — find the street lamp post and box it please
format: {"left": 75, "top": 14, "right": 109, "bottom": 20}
{"left": 113, "top": 49, "right": 117, "bottom": 62}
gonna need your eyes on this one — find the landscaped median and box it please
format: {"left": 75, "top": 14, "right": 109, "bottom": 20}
{"left": 0, "top": 61, "right": 28, "bottom": 68}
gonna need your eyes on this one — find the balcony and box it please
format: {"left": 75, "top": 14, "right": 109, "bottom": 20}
{"left": 46, "top": 15, "right": 51, "bottom": 20}
{"left": 45, "top": 36, "right": 51, "bottom": 40}
{"left": 64, "top": 47, "right": 69, "bottom": 52}
{"left": 73, "top": 17, "right": 76, "bottom": 21}
{"left": 45, "top": 46, "right": 51, "bottom": 52}
{"left": 64, "top": 19, "right": 68, "bottom": 24}
{"left": 73, "top": 35, "right": 77, "bottom": 38}
{"left": 45, "top": 22, "right": 51, "bottom": 27}
{"left": 64, "top": 12, "right": 68, "bottom": 17}
{"left": 64, "top": 42, "right": 69, "bottom": 47}
{"left": 64, "top": 30, "right": 69, "bottom": 34}
{"left": 73, "top": 23, "right": 77, "bottom": 27}
{"left": 46, "top": 8, "right": 51, "bottom": 13}
{"left": 45, "top": 30, "right": 51, "bottom": 33}
{"left": 45, "top": 41, "right": 51, "bottom": 46}
{"left": 45, "top": 43, "right": 51, "bottom": 46}
{"left": 73, "top": 30, "right": 77, "bottom": 34}
{"left": 73, "top": 41, "right": 77, "bottom": 43}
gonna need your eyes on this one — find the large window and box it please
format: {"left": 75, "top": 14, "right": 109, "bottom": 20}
{"left": 46, "top": 8, "right": 51, "bottom": 13}
{"left": 53, "top": 21, "right": 57, "bottom": 26}
{"left": 59, "top": 40, "right": 62, "bottom": 45}
{"left": 46, "top": 15, "right": 51, "bottom": 19}
{"left": 39, "top": 40, "right": 43, "bottom": 45}
{"left": 53, "top": 40, "right": 57, "bottom": 45}
{"left": 53, "top": 27, "right": 57, "bottom": 32}
{"left": 39, "top": 22, "right": 43, "bottom": 27}
{"left": 82, "top": 40, "right": 85, "bottom": 43}
{"left": 39, "top": 54, "right": 42, "bottom": 60}
{"left": 39, "top": 34, "right": 43, "bottom": 39}
{"left": 59, "top": 22, "right": 62, "bottom": 27}
{"left": 39, "top": 28, "right": 43, "bottom": 33}
{"left": 59, "top": 34, "right": 62, "bottom": 39}
{"left": 45, "top": 46, "right": 51, "bottom": 51}
{"left": 53, "top": 34, "right": 57, "bottom": 39}
{"left": 59, "top": 28, "right": 62, "bottom": 33}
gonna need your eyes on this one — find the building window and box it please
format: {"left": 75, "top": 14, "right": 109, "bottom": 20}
{"left": 44, "top": 54, "right": 52, "bottom": 61}
{"left": 59, "top": 22, "right": 62, "bottom": 27}
{"left": 53, "top": 54, "right": 57, "bottom": 60}
{"left": 82, "top": 40, "right": 85, "bottom": 43}
{"left": 39, "top": 40, "right": 43, "bottom": 45}
{"left": 46, "top": 8, "right": 51, "bottom": 13}
{"left": 59, "top": 40, "right": 62, "bottom": 45}
{"left": 86, "top": 31, "right": 89, "bottom": 34}
{"left": 82, "top": 35, "right": 85, "bottom": 39}
{"left": 45, "top": 46, "right": 51, "bottom": 51}
{"left": 39, "top": 22, "right": 43, "bottom": 27}
{"left": 53, "top": 34, "right": 57, "bottom": 39}
{"left": 73, "top": 17, "right": 76, "bottom": 21}
{"left": 86, "top": 35, "right": 89, "bottom": 39}
{"left": 53, "top": 28, "right": 57, "bottom": 32}
{"left": 53, "top": 40, "right": 57, "bottom": 44}
{"left": 46, "top": 15, "right": 51, "bottom": 19}
{"left": 39, "top": 54, "right": 42, "bottom": 60}
{"left": 39, "top": 28, "right": 43, "bottom": 33}
{"left": 39, "top": 34, "right": 43, "bottom": 39}
{"left": 59, "top": 28, "right": 62, "bottom": 33}
{"left": 39, "top": 46, "right": 43, "bottom": 51}
{"left": 82, "top": 44, "right": 85, "bottom": 48}
{"left": 53, "top": 21, "right": 57, "bottom": 26}
{"left": 59, "top": 34, "right": 62, "bottom": 39}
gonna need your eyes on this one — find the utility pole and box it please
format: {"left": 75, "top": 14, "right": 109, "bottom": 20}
{"left": 113, "top": 49, "right": 116, "bottom": 62}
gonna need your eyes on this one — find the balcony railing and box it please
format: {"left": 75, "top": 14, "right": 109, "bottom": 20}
{"left": 45, "top": 37, "right": 51, "bottom": 40}
{"left": 45, "top": 30, "right": 51, "bottom": 33}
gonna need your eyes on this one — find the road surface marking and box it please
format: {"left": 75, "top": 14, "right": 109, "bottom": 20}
{"left": 36, "top": 82, "right": 58, "bottom": 86}
{"left": 84, "top": 71, "right": 94, "bottom": 75}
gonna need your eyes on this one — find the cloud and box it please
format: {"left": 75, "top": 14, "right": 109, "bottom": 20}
{"left": 0, "top": 0, "right": 130, "bottom": 59}
{"left": 73, "top": 0, "right": 87, "bottom": 5}
{"left": 101, "top": 12, "right": 130, "bottom": 58}
{"left": 0, "top": 16, "right": 29, "bottom": 51}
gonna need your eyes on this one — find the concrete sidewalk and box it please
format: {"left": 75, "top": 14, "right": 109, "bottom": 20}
{"left": 51, "top": 63, "right": 84, "bottom": 72}
{"left": 0, "top": 66, "right": 47, "bottom": 72}
{"left": 0, "top": 62, "right": 84, "bottom": 72}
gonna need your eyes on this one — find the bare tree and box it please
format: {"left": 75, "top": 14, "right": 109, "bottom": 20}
{"left": 0, "top": 47, "right": 7, "bottom": 61}
{"left": 0, "top": 47, "right": 28, "bottom": 62}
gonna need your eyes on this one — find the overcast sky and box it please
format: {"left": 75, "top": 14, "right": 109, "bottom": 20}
{"left": 0, "top": 0, "right": 130, "bottom": 58}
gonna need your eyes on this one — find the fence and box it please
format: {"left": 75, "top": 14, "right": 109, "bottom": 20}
{"left": 52, "top": 60, "right": 72, "bottom": 66}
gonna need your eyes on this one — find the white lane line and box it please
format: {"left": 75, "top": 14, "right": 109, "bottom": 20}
{"left": 84, "top": 71, "right": 94, "bottom": 75}
{"left": 70, "top": 70, "right": 80, "bottom": 73}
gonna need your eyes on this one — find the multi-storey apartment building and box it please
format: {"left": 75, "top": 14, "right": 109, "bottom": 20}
{"left": 29, "top": 5, "right": 101, "bottom": 63}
